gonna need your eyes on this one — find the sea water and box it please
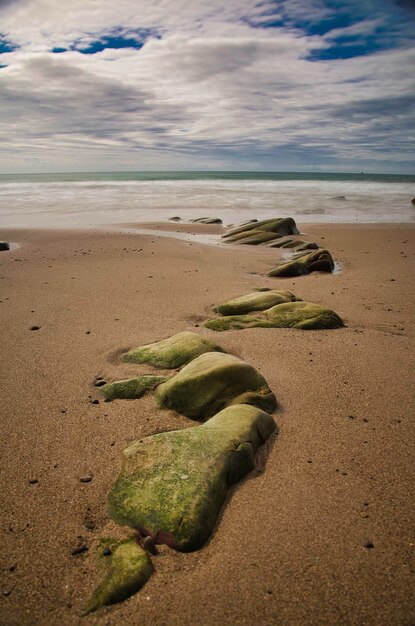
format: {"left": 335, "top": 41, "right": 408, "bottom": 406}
{"left": 0, "top": 171, "right": 414, "bottom": 229}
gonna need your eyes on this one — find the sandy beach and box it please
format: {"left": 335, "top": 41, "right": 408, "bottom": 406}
{"left": 0, "top": 221, "right": 414, "bottom": 626}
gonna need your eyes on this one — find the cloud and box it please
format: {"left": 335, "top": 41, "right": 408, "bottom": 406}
{"left": 0, "top": 0, "right": 414, "bottom": 172}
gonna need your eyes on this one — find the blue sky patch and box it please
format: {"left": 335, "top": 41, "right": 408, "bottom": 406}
{"left": 0, "top": 34, "right": 19, "bottom": 54}
{"left": 51, "top": 26, "right": 159, "bottom": 55}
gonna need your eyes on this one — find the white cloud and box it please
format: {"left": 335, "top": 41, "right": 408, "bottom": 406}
{"left": 0, "top": 0, "right": 414, "bottom": 172}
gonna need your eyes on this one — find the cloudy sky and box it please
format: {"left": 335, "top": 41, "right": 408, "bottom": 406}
{"left": 0, "top": 0, "right": 414, "bottom": 173}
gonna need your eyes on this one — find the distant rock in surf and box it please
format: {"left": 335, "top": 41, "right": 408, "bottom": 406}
{"left": 0, "top": 241, "right": 10, "bottom": 251}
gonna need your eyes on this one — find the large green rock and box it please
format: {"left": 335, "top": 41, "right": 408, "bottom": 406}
{"left": 122, "top": 332, "right": 224, "bottom": 369}
{"left": 215, "top": 290, "right": 298, "bottom": 315}
{"left": 268, "top": 249, "right": 334, "bottom": 277}
{"left": 83, "top": 539, "right": 154, "bottom": 614}
{"left": 101, "top": 375, "right": 168, "bottom": 400}
{"left": 222, "top": 217, "right": 299, "bottom": 240}
{"left": 155, "top": 351, "right": 277, "bottom": 419}
{"left": 265, "top": 301, "right": 344, "bottom": 329}
{"left": 204, "top": 301, "right": 344, "bottom": 331}
{"left": 108, "top": 404, "right": 277, "bottom": 552}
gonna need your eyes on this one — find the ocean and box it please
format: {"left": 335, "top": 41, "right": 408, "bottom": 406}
{"left": 0, "top": 171, "right": 414, "bottom": 229}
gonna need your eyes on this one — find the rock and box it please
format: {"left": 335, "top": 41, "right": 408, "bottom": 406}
{"left": 30, "top": 325, "right": 40, "bottom": 331}
{"left": 168, "top": 216, "right": 181, "bottom": 221}
{"left": 108, "top": 404, "right": 276, "bottom": 552}
{"left": 222, "top": 217, "right": 299, "bottom": 240}
{"left": 215, "top": 290, "right": 298, "bottom": 315}
{"left": 191, "top": 217, "right": 223, "bottom": 224}
{"left": 233, "top": 231, "right": 286, "bottom": 245}
{"left": 155, "top": 352, "right": 276, "bottom": 420}
{"left": 412, "top": 197, "right": 415, "bottom": 206}
{"left": 83, "top": 539, "right": 154, "bottom": 614}
{"left": 122, "top": 331, "right": 224, "bottom": 369}
{"left": 0, "top": 241, "right": 10, "bottom": 251}
{"left": 205, "top": 301, "right": 343, "bottom": 331}
{"left": 268, "top": 249, "right": 335, "bottom": 277}
{"left": 101, "top": 375, "right": 168, "bottom": 400}
{"left": 94, "top": 380, "right": 107, "bottom": 387}
{"left": 80, "top": 475, "right": 93, "bottom": 483}
{"left": 264, "top": 301, "right": 344, "bottom": 329}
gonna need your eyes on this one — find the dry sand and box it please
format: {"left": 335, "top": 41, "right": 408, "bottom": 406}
{"left": 0, "top": 222, "right": 414, "bottom": 626}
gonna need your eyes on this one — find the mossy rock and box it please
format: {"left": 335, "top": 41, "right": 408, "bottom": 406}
{"left": 101, "top": 376, "right": 168, "bottom": 400}
{"left": 215, "top": 290, "right": 298, "bottom": 315}
{"left": 223, "top": 228, "right": 276, "bottom": 243}
{"left": 155, "top": 351, "right": 277, "bottom": 420}
{"left": 204, "top": 315, "right": 272, "bottom": 331}
{"left": 122, "top": 332, "right": 224, "bottom": 369}
{"left": 265, "top": 301, "right": 344, "bottom": 329}
{"left": 83, "top": 538, "right": 154, "bottom": 614}
{"left": 268, "top": 249, "right": 334, "bottom": 277}
{"left": 0, "top": 241, "right": 10, "bottom": 251}
{"left": 205, "top": 301, "right": 343, "bottom": 331}
{"left": 222, "top": 217, "right": 299, "bottom": 240}
{"left": 235, "top": 231, "right": 285, "bottom": 245}
{"left": 108, "top": 404, "right": 276, "bottom": 552}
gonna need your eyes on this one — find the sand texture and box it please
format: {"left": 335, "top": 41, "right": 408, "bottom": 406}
{"left": 0, "top": 223, "right": 414, "bottom": 625}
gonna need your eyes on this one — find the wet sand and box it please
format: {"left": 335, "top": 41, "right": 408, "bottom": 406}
{"left": 0, "top": 223, "right": 414, "bottom": 625}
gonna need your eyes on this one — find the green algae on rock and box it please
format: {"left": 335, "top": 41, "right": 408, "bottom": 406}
{"left": 108, "top": 404, "right": 277, "bottom": 552}
{"left": 222, "top": 217, "right": 299, "bottom": 240}
{"left": 205, "top": 301, "right": 343, "bottom": 331}
{"left": 265, "top": 301, "right": 344, "bottom": 329}
{"left": 83, "top": 538, "right": 154, "bottom": 614}
{"left": 268, "top": 248, "right": 335, "bottom": 277}
{"left": 101, "top": 375, "right": 168, "bottom": 400}
{"left": 215, "top": 290, "right": 298, "bottom": 316}
{"left": 155, "top": 351, "right": 276, "bottom": 420}
{"left": 122, "top": 331, "right": 224, "bottom": 369}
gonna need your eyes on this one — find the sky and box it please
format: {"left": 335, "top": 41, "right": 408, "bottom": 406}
{"left": 0, "top": 0, "right": 414, "bottom": 173}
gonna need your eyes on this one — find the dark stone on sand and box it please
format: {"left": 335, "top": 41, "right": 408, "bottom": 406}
{"left": 80, "top": 475, "right": 93, "bottom": 483}
{"left": 411, "top": 198, "right": 415, "bottom": 205}
{"left": 30, "top": 325, "right": 40, "bottom": 331}
{"left": 108, "top": 404, "right": 276, "bottom": 552}
{"left": 191, "top": 217, "right": 223, "bottom": 224}
{"left": 94, "top": 380, "right": 107, "bottom": 387}
{"left": 71, "top": 544, "right": 89, "bottom": 556}
{"left": 0, "top": 241, "right": 10, "bottom": 251}
{"left": 168, "top": 216, "right": 182, "bottom": 221}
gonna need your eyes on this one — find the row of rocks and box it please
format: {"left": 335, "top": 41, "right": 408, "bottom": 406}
{"left": 221, "top": 217, "right": 336, "bottom": 277}
{"left": 85, "top": 333, "right": 277, "bottom": 613}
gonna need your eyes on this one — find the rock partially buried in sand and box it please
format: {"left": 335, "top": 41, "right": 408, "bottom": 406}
{"left": 108, "top": 404, "right": 276, "bottom": 552}
{"left": 101, "top": 375, "right": 168, "bottom": 400}
{"left": 155, "top": 351, "right": 277, "bottom": 420}
{"left": 204, "top": 301, "right": 343, "bottom": 331}
{"left": 265, "top": 301, "right": 344, "bottom": 329}
{"left": 191, "top": 217, "right": 223, "bottom": 224}
{"left": 0, "top": 241, "right": 10, "bottom": 251}
{"left": 268, "top": 249, "right": 335, "bottom": 277}
{"left": 168, "top": 216, "right": 181, "bottom": 221}
{"left": 83, "top": 538, "right": 154, "bottom": 614}
{"left": 122, "top": 331, "right": 224, "bottom": 369}
{"left": 223, "top": 217, "right": 299, "bottom": 240}
{"left": 215, "top": 290, "right": 299, "bottom": 315}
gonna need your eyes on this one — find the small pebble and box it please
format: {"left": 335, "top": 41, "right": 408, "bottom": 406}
{"left": 364, "top": 541, "right": 374, "bottom": 550}
{"left": 30, "top": 325, "right": 40, "bottom": 331}
{"left": 94, "top": 380, "right": 106, "bottom": 387}
{"left": 80, "top": 475, "right": 93, "bottom": 483}
{"left": 142, "top": 536, "right": 158, "bottom": 555}
{"left": 102, "top": 547, "right": 112, "bottom": 557}
{"left": 90, "top": 399, "right": 99, "bottom": 405}
{"left": 84, "top": 520, "right": 96, "bottom": 530}
{"left": 71, "top": 544, "right": 88, "bottom": 556}
{"left": 28, "top": 479, "right": 39, "bottom": 485}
